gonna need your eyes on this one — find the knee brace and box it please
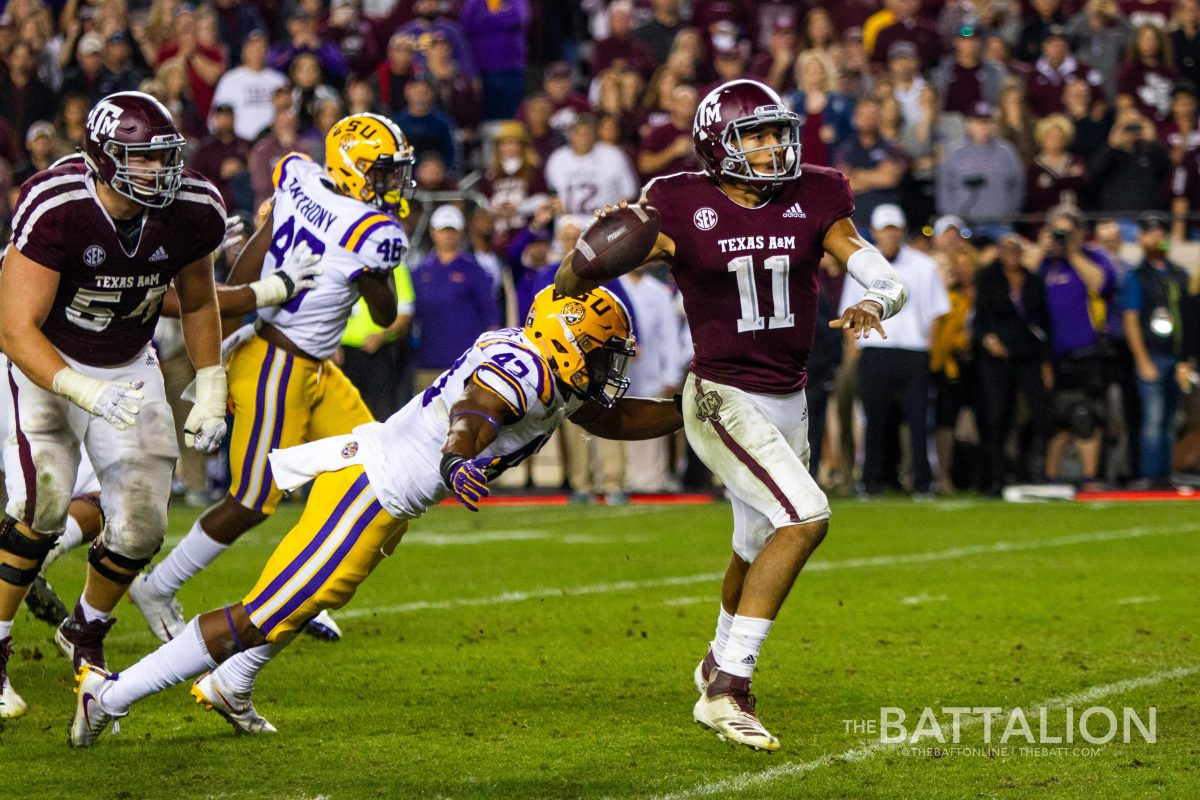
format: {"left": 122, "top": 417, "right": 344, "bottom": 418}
{"left": 0, "top": 515, "right": 58, "bottom": 587}
{"left": 87, "top": 539, "right": 156, "bottom": 585}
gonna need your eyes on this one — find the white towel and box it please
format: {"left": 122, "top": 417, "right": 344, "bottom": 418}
{"left": 268, "top": 434, "right": 366, "bottom": 492}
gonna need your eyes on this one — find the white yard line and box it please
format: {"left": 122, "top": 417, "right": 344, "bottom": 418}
{"left": 900, "top": 593, "right": 948, "bottom": 605}
{"left": 1116, "top": 595, "right": 1162, "bottom": 605}
{"left": 650, "top": 665, "right": 1199, "bottom": 800}
{"left": 663, "top": 596, "right": 711, "bottom": 607}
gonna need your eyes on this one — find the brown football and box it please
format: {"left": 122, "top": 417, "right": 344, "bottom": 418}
{"left": 570, "top": 204, "right": 662, "bottom": 281}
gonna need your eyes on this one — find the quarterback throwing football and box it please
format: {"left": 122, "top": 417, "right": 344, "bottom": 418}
{"left": 557, "top": 79, "right": 909, "bottom": 751}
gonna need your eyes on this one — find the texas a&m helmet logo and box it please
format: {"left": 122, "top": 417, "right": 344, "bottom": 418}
{"left": 87, "top": 100, "right": 124, "bottom": 143}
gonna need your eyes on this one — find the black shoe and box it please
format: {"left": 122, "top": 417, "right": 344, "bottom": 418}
{"left": 24, "top": 574, "right": 69, "bottom": 627}
{"left": 55, "top": 602, "right": 116, "bottom": 670}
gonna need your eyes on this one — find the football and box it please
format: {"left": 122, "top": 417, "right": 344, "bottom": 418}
{"left": 570, "top": 204, "right": 661, "bottom": 281}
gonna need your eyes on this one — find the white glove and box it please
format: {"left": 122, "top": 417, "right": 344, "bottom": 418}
{"left": 219, "top": 214, "right": 247, "bottom": 258}
{"left": 183, "top": 365, "right": 228, "bottom": 453}
{"left": 52, "top": 368, "right": 144, "bottom": 431}
{"left": 249, "top": 240, "right": 322, "bottom": 308}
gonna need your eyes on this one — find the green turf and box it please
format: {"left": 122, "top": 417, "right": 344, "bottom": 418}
{"left": 3, "top": 498, "right": 1197, "bottom": 799}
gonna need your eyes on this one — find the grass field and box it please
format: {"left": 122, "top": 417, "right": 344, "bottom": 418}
{"left": 3, "top": 497, "right": 1198, "bottom": 799}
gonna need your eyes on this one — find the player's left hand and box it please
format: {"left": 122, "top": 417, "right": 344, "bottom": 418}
{"left": 829, "top": 300, "right": 887, "bottom": 340}
{"left": 220, "top": 214, "right": 247, "bottom": 257}
{"left": 441, "top": 454, "right": 501, "bottom": 512}
{"left": 184, "top": 365, "right": 228, "bottom": 453}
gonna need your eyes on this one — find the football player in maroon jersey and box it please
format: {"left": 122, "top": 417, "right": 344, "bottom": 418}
{"left": 0, "top": 92, "right": 231, "bottom": 719}
{"left": 557, "top": 79, "right": 909, "bottom": 751}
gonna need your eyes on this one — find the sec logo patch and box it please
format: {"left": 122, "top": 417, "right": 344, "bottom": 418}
{"left": 83, "top": 245, "right": 106, "bottom": 268}
{"left": 694, "top": 208, "right": 718, "bottom": 231}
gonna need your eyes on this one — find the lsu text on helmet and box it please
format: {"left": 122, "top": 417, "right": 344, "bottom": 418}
{"left": 692, "top": 79, "right": 802, "bottom": 187}
{"left": 324, "top": 113, "right": 416, "bottom": 216}
{"left": 524, "top": 286, "right": 636, "bottom": 408}
{"left": 82, "top": 91, "right": 186, "bottom": 208}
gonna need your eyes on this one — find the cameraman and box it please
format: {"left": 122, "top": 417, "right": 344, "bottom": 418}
{"left": 1089, "top": 109, "right": 1170, "bottom": 240}
{"left": 1030, "top": 205, "right": 1117, "bottom": 485}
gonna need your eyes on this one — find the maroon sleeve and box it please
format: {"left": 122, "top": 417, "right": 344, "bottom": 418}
{"left": 824, "top": 168, "right": 855, "bottom": 230}
{"left": 177, "top": 171, "right": 228, "bottom": 262}
{"left": 10, "top": 181, "right": 66, "bottom": 270}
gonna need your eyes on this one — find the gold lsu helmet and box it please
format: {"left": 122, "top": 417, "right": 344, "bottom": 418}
{"left": 524, "top": 286, "right": 637, "bottom": 408}
{"left": 324, "top": 113, "right": 415, "bottom": 216}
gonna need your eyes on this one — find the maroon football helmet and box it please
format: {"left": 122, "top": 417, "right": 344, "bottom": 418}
{"left": 82, "top": 91, "right": 186, "bottom": 208}
{"left": 692, "top": 79, "right": 802, "bottom": 187}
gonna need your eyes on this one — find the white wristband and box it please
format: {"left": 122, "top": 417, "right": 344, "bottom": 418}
{"left": 248, "top": 274, "right": 288, "bottom": 308}
{"left": 193, "top": 364, "right": 227, "bottom": 409}
{"left": 51, "top": 367, "right": 106, "bottom": 410}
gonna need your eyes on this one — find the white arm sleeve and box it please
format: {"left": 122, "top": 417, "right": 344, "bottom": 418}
{"left": 846, "top": 245, "right": 908, "bottom": 320}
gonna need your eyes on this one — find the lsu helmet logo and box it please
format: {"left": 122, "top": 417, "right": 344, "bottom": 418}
{"left": 87, "top": 100, "right": 124, "bottom": 143}
{"left": 559, "top": 301, "right": 586, "bottom": 325}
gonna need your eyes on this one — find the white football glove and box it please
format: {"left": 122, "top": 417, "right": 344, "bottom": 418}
{"left": 249, "top": 240, "right": 322, "bottom": 308}
{"left": 183, "top": 365, "right": 228, "bottom": 453}
{"left": 52, "top": 368, "right": 144, "bottom": 431}
{"left": 219, "top": 214, "right": 247, "bottom": 257}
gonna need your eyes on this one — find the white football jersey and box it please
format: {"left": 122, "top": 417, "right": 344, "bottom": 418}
{"left": 354, "top": 327, "right": 584, "bottom": 518}
{"left": 257, "top": 153, "right": 408, "bottom": 360}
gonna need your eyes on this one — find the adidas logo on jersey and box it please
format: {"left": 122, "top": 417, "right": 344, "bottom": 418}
{"left": 781, "top": 203, "right": 806, "bottom": 219}
{"left": 149, "top": 246, "right": 169, "bottom": 262}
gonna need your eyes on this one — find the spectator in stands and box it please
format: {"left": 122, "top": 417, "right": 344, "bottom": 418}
{"left": 155, "top": 4, "right": 225, "bottom": 119}
{"left": 269, "top": 7, "right": 347, "bottom": 86}
{"left": 937, "top": 102, "right": 1025, "bottom": 241}
{"left": 1089, "top": 107, "right": 1170, "bottom": 236}
{"left": 1017, "top": 0, "right": 1069, "bottom": 64}
{"left": 1067, "top": 0, "right": 1133, "bottom": 97}
{"left": 506, "top": 201, "right": 558, "bottom": 315}
{"left": 191, "top": 103, "right": 252, "bottom": 217}
{"left": 339, "top": 264, "right": 415, "bottom": 420}
{"left": 393, "top": 76, "right": 457, "bottom": 173}
{"left": 1026, "top": 115, "right": 1089, "bottom": 226}
{"left": 1160, "top": 83, "right": 1200, "bottom": 166}
{"left": 466, "top": 206, "right": 504, "bottom": 301}
{"left": 54, "top": 93, "right": 90, "bottom": 154}
{"left": 841, "top": 204, "right": 950, "bottom": 498}
{"left": 62, "top": 31, "right": 107, "bottom": 104}
{"left": 997, "top": 78, "right": 1039, "bottom": 161}
{"left": 1117, "top": 23, "right": 1177, "bottom": 121}
{"left": 0, "top": 41, "right": 59, "bottom": 138}
{"left": 249, "top": 88, "right": 298, "bottom": 208}
{"left": 213, "top": 0, "right": 267, "bottom": 56}
{"left": 593, "top": 69, "right": 640, "bottom": 146}
{"left": 210, "top": 28, "right": 288, "bottom": 141}
{"left": 933, "top": 215, "right": 971, "bottom": 252}
{"left": 750, "top": 13, "right": 802, "bottom": 94}
{"left": 153, "top": 59, "right": 205, "bottom": 138}
{"left": 706, "top": 34, "right": 756, "bottom": 95}
{"left": 1027, "top": 25, "right": 1105, "bottom": 116}
{"left": 1035, "top": 206, "right": 1117, "bottom": 486}
{"left": 637, "top": 84, "right": 700, "bottom": 179}
{"left": 1122, "top": 212, "right": 1189, "bottom": 485}
{"left": 411, "top": 204, "right": 498, "bottom": 390}
{"left": 300, "top": 97, "right": 344, "bottom": 161}
{"left": 413, "top": 150, "right": 456, "bottom": 192}
{"left": 372, "top": 34, "right": 417, "bottom": 118}
{"left": 804, "top": 7, "right": 839, "bottom": 52}
{"left": 633, "top": 0, "right": 684, "bottom": 65}
{"left": 320, "top": 0, "right": 379, "bottom": 82}
{"left": 886, "top": 40, "right": 927, "bottom": 127}
{"left": 397, "top": 0, "right": 477, "bottom": 78}
{"left": 934, "top": 24, "right": 1004, "bottom": 115}
{"left": 99, "top": 32, "right": 147, "bottom": 96}
{"left": 835, "top": 97, "right": 907, "bottom": 233}
{"left": 344, "top": 79, "right": 375, "bottom": 115}
{"left": 545, "top": 113, "right": 638, "bottom": 215}
{"left": 1173, "top": 0, "right": 1200, "bottom": 89}
{"left": 1062, "top": 75, "right": 1114, "bottom": 160}
{"left": 1094, "top": 217, "right": 1142, "bottom": 481}
{"left": 900, "top": 84, "right": 963, "bottom": 227}
{"left": 1122, "top": 0, "right": 1172, "bottom": 30}
{"left": 519, "top": 61, "right": 591, "bottom": 136}
{"left": 480, "top": 120, "right": 548, "bottom": 246}
{"left": 872, "top": 0, "right": 942, "bottom": 72}
{"left": 786, "top": 49, "right": 856, "bottom": 169}
{"left": 974, "top": 234, "right": 1054, "bottom": 494}
{"left": 290, "top": 52, "right": 340, "bottom": 134}
{"left": 590, "top": 1, "right": 656, "bottom": 81}
{"left": 930, "top": 244, "right": 979, "bottom": 494}
{"left": 11, "top": 121, "right": 62, "bottom": 195}
{"left": 460, "top": 0, "right": 530, "bottom": 121}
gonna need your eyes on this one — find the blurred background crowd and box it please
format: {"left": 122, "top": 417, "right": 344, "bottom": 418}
{"left": 3, "top": 0, "right": 1200, "bottom": 502}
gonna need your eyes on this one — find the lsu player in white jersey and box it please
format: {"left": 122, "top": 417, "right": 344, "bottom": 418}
{"left": 69, "top": 286, "right": 683, "bottom": 744}
{"left": 127, "top": 114, "right": 411, "bottom": 644}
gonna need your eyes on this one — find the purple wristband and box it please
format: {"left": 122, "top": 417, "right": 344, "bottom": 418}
{"left": 450, "top": 410, "right": 501, "bottom": 435}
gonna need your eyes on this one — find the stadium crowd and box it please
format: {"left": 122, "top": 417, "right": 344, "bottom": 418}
{"left": 1, "top": 0, "right": 1199, "bottom": 499}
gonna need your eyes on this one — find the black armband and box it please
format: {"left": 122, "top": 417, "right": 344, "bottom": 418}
{"left": 673, "top": 393, "right": 683, "bottom": 414}
{"left": 440, "top": 452, "right": 468, "bottom": 488}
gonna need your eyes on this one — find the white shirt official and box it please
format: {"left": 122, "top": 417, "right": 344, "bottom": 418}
{"left": 839, "top": 244, "right": 950, "bottom": 351}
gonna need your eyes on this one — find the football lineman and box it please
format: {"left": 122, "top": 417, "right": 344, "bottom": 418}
{"left": 69, "top": 286, "right": 683, "bottom": 745}
{"left": 557, "top": 79, "right": 908, "bottom": 751}
{"left": 0, "top": 92, "right": 229, "bottom": 718}
{"left": 127, "top": 113, "right": 413, "bottom": 645}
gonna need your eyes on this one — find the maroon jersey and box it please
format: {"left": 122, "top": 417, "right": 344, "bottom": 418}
{"left": 8, "top": 157, "right": 226, "bottom": 367}
{"left": 645, "top": 166, "right": 854, "bottom": 395}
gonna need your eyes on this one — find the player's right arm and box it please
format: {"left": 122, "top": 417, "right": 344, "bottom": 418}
{"left": 0, "top": 247, "right": 143, "bottom": 429}
{"left": 439, "top": 381, "right": 521, "bottom": 511}
{"left": 554, "top": 201, "right": 676, "bottom": 296}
